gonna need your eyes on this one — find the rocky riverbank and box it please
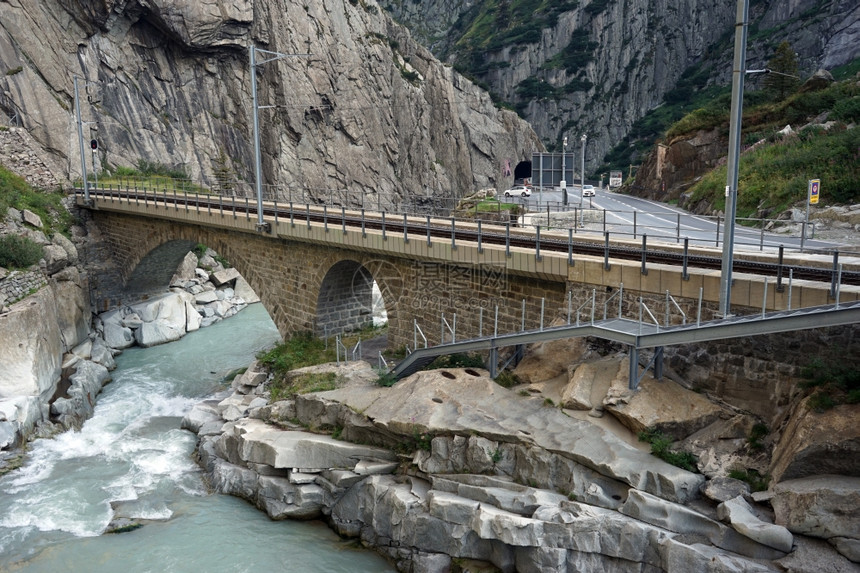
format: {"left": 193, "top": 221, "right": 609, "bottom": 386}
{"left": 183, "top": 350, "right": 859, "bottom": 572}
{"left": 0, "top": 202, "right": 255, "bottom": 466}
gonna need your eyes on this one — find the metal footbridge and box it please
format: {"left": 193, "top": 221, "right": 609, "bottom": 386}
{"left": 389, "top": 299, "right": 860, "bottom": 390}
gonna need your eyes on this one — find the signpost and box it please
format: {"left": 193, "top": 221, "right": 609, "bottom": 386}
{"left": 802, "top": 178, "right": 820, "bottom": 251}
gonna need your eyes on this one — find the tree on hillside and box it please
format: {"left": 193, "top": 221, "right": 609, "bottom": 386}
{"left": 763, "top": 42, "right": 801, "bottom": 101}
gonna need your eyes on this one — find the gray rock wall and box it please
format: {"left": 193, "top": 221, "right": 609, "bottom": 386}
{"left": 0, "top": 0, "right": 541, "bottom": 206}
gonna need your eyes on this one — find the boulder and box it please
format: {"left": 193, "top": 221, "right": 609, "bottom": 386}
{"left": 514, "top": 329, "right": 591, "bottom": 384}
{"left": 771, "top": 475, "right": 860, "bottom": 541}
{"left": 181, "top": 400, "right": 224, "bottom": 433}
{"left": 228, "top": 418, "right": 398, "bottom": 470}
{"left": 51, "top": 233, "right": 78, "bottom": 265}
{"left": 21, "top": 208, "right": 42, "bottom": 228}
{"left": 717, "top": 495, "right": 793, "bottom": 553}
{"left": 169, "top": 251, "right": 198, "bottom": 286}
{"left": 701, "top": 476, "right": 751, "bottom": 503}
{"left": 131, "top": 293, "right": 189, "bottom": 347}
{"left": 560, "top": 357, "right": 617, "bottom": 410}
{"left": 604, "top": 365, "right": 725, "bottom": 441}
{"left": 619, "top": 489, "right": 786, "bottom": 560}
{"left": 102, "top": 318, "right": 135, "bottom": 350}
{"left": 195, "top": 291, "right": 218, "bottom": 304}
{"left": 50, "top": 267, "right": 90, "bottom": 351}
{"left": 42, "top": 243, "right": 69, "bottom": 274}
{"left": 51, "top": 360, "right": 111, "bottom": 425}
{"left": 184, "top": 300, "right": 201, "bottom": 332}
{"left": 134, "top": 320, "right": 184, "bottom": 348}
{"left": 0, "top": 396, "right": 47, "bottom": 448}
{"left": 0, "top": 287, "right": 63, "bottom": 400}
{"left": 233, "top": 276, "right": 260, "bottom": 304}
{"left": 89, "top": 337, "right": 116, "bottom": 370}
{"left": 769, "top": 399, "right": 860, "bottom": 483}
{"left": 677, "top": 414, "right": 756, "bottom": 478}
{"left": 211, "top": 267, "right": 240, "bottom": 286}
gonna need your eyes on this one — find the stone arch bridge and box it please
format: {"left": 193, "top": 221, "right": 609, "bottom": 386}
{"left": 78, "top": 190, "right": 856, "bottom": 350}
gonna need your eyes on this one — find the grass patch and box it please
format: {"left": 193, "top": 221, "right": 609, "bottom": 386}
{"left": 798, "top": 356, "right": 860, "bottom": 412}
{"left": 494, "top": 369, "right": 520, "bottom": 389}
{"left": 688, "top": 124, "right": 860, "bottom": 214}
{"left": 0, "top": 164, "right": 73, "bottom": 236}
{"left": 0, "top": 234, "right": 43, "bottom": 268}
{"left": 638, "top": 427, "right": 698, "bottom": 472}
{"left": 268, "top": 371, "right": 341, "bottom": 402}
{"left": 257, "top": 332, "right": 335, "bottom": 382}
{"left": 425, "top": 353, "right": 485, "bottom": 370}
{"left": 747, "top": 423, "right": 769, "bottom": 451}
{"left": 728, "top": 468, "right": 770, "bottom": 492}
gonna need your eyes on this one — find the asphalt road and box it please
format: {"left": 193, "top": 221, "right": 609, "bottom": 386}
{"left": 504, "top": 187, "right": 841, "bottom": 254}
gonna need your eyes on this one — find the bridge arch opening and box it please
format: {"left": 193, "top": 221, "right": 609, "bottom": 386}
{"left": 125, "top": 239, "right": 197, "bottom": 299}
{"left": 315, "top": 260, "right": 391, "bottom": 337}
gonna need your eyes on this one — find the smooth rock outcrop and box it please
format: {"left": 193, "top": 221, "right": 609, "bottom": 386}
{"left": 771, "top": 475, "right": 860, "bottom": 542}
{"left": 0, "top": 287, "right": 63, "bottom": 400}
{"left": 604, "top": 371, "right": 725, "bottom": 441}
{"left": 717, "top": 495, "right": 794, "bottom": 553}
{"left": 769, "top": 399, "right": 860, "bottom": 483}
{"left": 319, "top": 368, "right": 704, "bottom": 503}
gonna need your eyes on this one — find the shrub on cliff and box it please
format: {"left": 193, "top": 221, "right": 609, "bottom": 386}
{"left": 0, "top": 234, "right": 43, "bottom": 268}
{"left": 0, "top": 164, "right": 72, "bottom": 236}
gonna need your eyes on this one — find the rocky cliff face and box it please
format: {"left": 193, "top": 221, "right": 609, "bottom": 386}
{"left": 0, "top": 0, "right": 541, "bottom": 205}
{"left": 378, "top": 0, "right": 860, "bottom": 173}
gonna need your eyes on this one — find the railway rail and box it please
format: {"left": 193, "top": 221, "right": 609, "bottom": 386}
{"left": 75, "top": 188, "right": 860, "bottom": 288}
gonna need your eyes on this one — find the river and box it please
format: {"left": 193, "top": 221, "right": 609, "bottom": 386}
{"left": 0, "top": 303, "right": 394, "bottom": 572}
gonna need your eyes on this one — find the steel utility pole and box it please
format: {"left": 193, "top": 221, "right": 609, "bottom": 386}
{"left": 561, "top": 137, "right": 568, "bottom": 205}
{"left": 580, "top": 133, "right": 587, "bottom": 198}
{"left": 250, "top": 44, "right": 311, "bottom": 232}
{"left": 74, "top": 76, "right": 89, "bottom": 203}
{"left": 719, "top": 0, "right": 750, "bottom": 318}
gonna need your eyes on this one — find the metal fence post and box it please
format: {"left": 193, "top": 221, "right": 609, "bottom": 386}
{"left": 604, "top": 231, "right": 611, "bottom": 270}
{"left": 640, "top": 234, "right": 648, "bottom": 275}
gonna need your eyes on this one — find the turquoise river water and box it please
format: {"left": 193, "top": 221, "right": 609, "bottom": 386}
{"left": 0, "top": 303, "right": 394, "bottom": 572}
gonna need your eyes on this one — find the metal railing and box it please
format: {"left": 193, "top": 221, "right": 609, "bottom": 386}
{"left": 70, "top": 179, "right": 828, "bottom": 253}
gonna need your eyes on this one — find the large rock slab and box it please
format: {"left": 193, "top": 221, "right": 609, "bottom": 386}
{"left": 232, "top": 276, "right": 260, "bottom": 304}
{"left": 514, "top": 331, "right": 591, "bottom": 384}
{"left": 604, "top": 369, "right": 725, "bottom": 441}
{"left": 771, "top": 475, "right": 860, "bottom": 541}
{"left": 50, "top": 267, "right": 90, "bottom": 351}
{"left": 318, "top": 368, "right": 704, "bottom": 503}
{"left": 0, "top": 287, "right": 63, "bottom": 400}
{"left": 169, "top": 251, "right": 198, "bottom": 286}
{"left": 229, "top": 418, "right": 397, "bottom": 470}
{"left": 770, "top": 399, "right": 860, "bottom": 483}
{"left": 560, "top": 358, "right": 618, "bottom": 411}
{"left": 717, "top": 495, "right": 793, "bottom": 553}
{"left": 619, "top": 489, "right": 786, "bottom": 560}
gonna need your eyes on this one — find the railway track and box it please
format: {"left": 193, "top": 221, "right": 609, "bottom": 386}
{"left": 79, "top": 189, "right": 860, "bottom": 287}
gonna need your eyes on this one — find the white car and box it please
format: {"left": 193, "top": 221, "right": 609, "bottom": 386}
{"left": 582, "top": 185, "right": 595, "bottom": 197}
{"left": 504, "top": 185, "right": 532, "bottom": 198}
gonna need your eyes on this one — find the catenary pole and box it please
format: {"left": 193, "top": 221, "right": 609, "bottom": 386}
{"left": 718, "top": 0, "right": 749, "bottom": 318}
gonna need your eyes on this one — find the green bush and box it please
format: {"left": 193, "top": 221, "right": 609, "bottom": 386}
{"left": 0, "top": 164, "right": 72, "bottom": 236}
{"left": 799, "top": 355, "right": 860, "bottom": 411}
{"left": 0, "top": 234, "right": 43, "bottom": 268}
{"left": 728, "top": 468, "right": 770, "bottom": 492}
{"left": 638, "top": 427, "right": 698, "bottom": 472}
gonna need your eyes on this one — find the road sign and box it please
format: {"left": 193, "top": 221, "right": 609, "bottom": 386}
{"left": 808, "top": 179, "right": 820, "bottom": 205}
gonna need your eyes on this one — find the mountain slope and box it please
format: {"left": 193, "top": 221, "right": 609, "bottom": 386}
{"left": 0, "top": 0, "right": 541, "bottom": 205}
{"left": 380, "top": 0, "right": 860, "bottom": 175}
